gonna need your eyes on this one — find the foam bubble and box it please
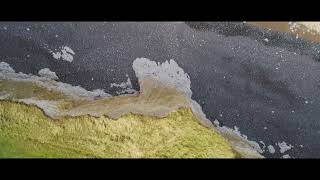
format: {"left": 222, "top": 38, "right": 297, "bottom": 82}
{"left": 38, "top": 68, "right": 59, "bottom": 80}
{"left": 132, "top": 58, "right": 192, "bottom": 97}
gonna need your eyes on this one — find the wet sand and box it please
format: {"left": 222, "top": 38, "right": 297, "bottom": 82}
{"left": 248, "top": 22, "right": 320, "bottom": 43}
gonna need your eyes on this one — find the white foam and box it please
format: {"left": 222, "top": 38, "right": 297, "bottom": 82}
{"left": 38, "top": 68, "right": 59, "bottom": 80}
{"left": 282, "top": 154, "right": 291, "bottom": 159}
{"left": 267, "top": 145, "right": 275, "bottom": 154}
{"left": 277, "top": 141, "right": 294, "bottom": 153}
{"left": 132, "top": 58, "right": 192, "bottom": 97}
{"left": 213, "top": 120, "right": 264, "bottom": 154}
{"left": 50, "top": 46, "right": 75, "bottom": 62}
{"left": 110, "top": 75, "right": 137, "bottom": 95}
{"left": 132, "top": 57, "right": 214, "bottom": 127}
{"left": 63, "top": 46, "right": 75, "bottom": 55}
{"left": 60, "top": 50, "right": 73, "bottom": 62}
{"left": 0, "top": 62, "right": 15, "bottom": 73}
{"left": 0, "top": 62, "right": 111, "bottom": 101}
{"left": 52, "top": 52, "right": 62, "bottom": 59}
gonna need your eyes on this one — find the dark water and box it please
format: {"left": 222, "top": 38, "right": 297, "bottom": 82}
{"left": 1, "top": 22, "right": 320, "bottom": 158}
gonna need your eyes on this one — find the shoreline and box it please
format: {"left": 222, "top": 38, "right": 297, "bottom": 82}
{"left": 248, "top": 22, "right": 320, "bottom": 43}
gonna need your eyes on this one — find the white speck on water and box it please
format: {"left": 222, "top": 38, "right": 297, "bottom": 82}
{"left": 275, "top": 67, "right": 279, "bottom": 70}
{"left": 91, "top": 77, "right": 94, "bottom": 81}
{"left": 234, "top": 126, "right": 239, "bottom": 132}
{"left": 277, "top": 141, "right": 294, "bottom": 153}
{"left": 213, "top": 119, "right": 220, "bottom": 126}
{"left": 52, "top": 52, "right": 61, "bottom": 59}
{"left": 291, "top": 110, "right": 295, "bottom": 113}
{"left": 26, "top": 55, "right": 30, "bottom": 58}
{"left": 50, "top": 46, "right": 75, "bottom": 62}
{"left": 271, "top": 110, "right": 275, "bottom": 114}
{"left": 264, "top": 38, "right": 269, "bottom": 42}
{"left": 282, "top": 154, "right": 291, "bottom": 159}
{"left": 264, "top": 127, "right": 268, "bottom": 130}
{"left": 3, "top": 26, "right": 7, "bottom": 30}
{"left": 305, "top": 100, "right": 309, "bottom": 104}
{"left": 26, "top": 28, "right": 30, "bottom": 31}
{"left": 299, "top": 145, "right": 304, "bottom": 148}
{"left": 55, "top": 34, "right": 59, "bottom": 38}
{"left": 110, "top": 75, "right": 137, "bottom": 95}
{"left": 63, "top": 46, "right": 75, "bottom": 55}
{"left": 267, "top": 145, "right": 275, "bottom": 154}
{"left": 219, "top": 113, "right": 223, "bottom": 117}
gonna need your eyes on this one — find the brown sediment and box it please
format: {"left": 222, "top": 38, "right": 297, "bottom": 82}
{"left": 248, "top": 22, "right": 320, "bottom": 43}
{"left": 60, "top": 78, "right": 190, "bottom": 119}
{"left": 218, "top": 129, "right": 263, "bottom": 158}
{"left": 0, "top": 77, "right": 190, "bottom": 120}
{"left": 0, "top": 80, "right": 65, "bottom": 100}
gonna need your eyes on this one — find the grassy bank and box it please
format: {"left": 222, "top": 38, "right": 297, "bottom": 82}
{"left": 0, "top": 101, "right": 238, "bottom": 158}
